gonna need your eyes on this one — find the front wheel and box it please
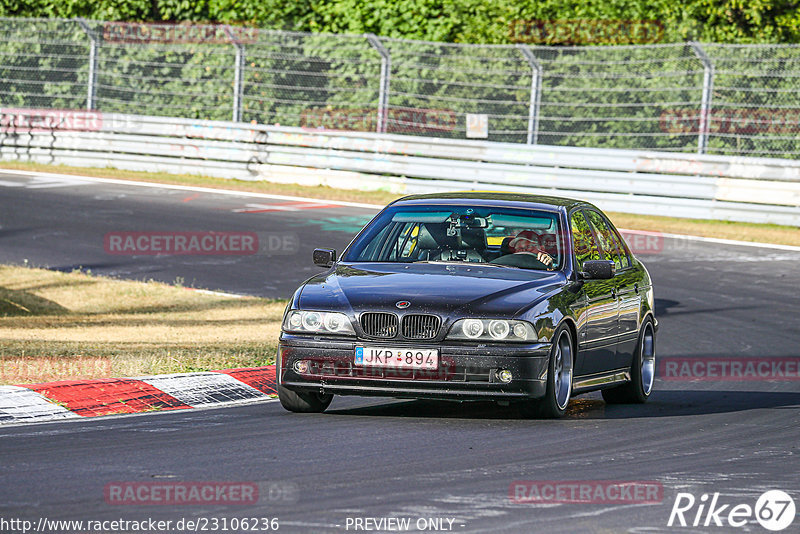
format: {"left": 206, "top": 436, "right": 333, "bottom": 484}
{"left": 277, "top": 384, "right": 333, "bottom": 413}
{"left": 521, "top": 325, "right": 574, "bottom": 419}
{"left": 602, "top": 318, "right": 656, "bottom": 404}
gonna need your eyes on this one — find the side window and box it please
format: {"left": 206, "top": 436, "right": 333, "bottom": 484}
{"left": 609, "top": 228, "right": 631, "bottom": 269}
{"left": 586, "top": 210, "right": 623, "bottom": 271}
{"left": 570, "top": 210, "right": 601, "bottom": 269}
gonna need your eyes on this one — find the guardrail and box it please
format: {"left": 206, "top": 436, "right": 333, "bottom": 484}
{"left": 1, "top": 110, "right": 799, "bottom": 226}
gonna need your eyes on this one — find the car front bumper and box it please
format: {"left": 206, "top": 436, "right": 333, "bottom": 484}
{"left": 278, "top": 334, "right": 552, "bottom": 401}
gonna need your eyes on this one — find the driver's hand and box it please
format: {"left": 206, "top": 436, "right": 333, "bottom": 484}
{"left": 537, "top": 251, "right": 553, "bottom": 267}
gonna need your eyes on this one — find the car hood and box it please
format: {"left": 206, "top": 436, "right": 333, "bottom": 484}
{"left": 297, "top": 262, "right": 566, "bottom": 317}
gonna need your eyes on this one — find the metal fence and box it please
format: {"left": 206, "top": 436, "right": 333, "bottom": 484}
{"left": 1, "top": 18, "right": 799, "bottom": 158}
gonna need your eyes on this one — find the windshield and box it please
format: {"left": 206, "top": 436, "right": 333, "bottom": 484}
{"left": 343, "top": 205, "right": 564, "bottom": 271}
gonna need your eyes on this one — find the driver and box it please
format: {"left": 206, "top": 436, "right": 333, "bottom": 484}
{"left": 507, "top": 230, "right": 554, "bottom": 268}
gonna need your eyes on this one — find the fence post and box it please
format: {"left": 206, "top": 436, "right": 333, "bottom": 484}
{"left": 517, "top": 45, "right": 543, "bottom": 145}
{"left": 366, "top": 34, "right": 391, "bottom": 134}
{"left": 690, "top": 42, "right": 714, "bottom": 154}
{"left": 76, "top": 18, "right": 99, "bottom": 111}
{"left": 224, "top": 26, "right": 245, "bottom": 123}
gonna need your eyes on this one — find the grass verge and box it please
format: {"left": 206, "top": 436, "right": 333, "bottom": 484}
{"left": 0, "top": 265, "right": 285, "bottom": 385}
{"left": 1, "top": 161, "right": 798, "bottom": 246}
{"left": 0, "top": 161, "right": 401, "bottom": 206}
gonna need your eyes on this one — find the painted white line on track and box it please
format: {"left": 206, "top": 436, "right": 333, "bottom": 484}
{"left": 1, "top": 167, "right": 798, "bottom": 252}
{"left": 0, "top": 174, "right": 91, "bottom": 189}
{"left": 187, "top": 288, "right": 247, "bottom": 299}
{"left": 636, "top": 229, "right": 800, "bottom": 253}
{"left": 26, "top": 183, "right": 82, "bottom": 189}
{"left": 0, "top": 168, "right": 383, "bottom": 209}
{"left": 26, "top": 179, "right": 90, "bottom": 189}
{"left": 0, "top": 386, "right": 80, "bottom": 423}
{"left": 232, "top": 201, "right": 342, "bottom": 213}
{"left": 233, "top": 203, "right": 305, "bottom": 213}
{"left": 0, "top": 395, "right": 281, "bottom": 429}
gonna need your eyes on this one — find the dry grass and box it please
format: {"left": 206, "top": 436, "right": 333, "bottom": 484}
{"left": 0, "top": 161, "right": 400, "bottom": 206}
{"left": 2, "top": 161, "right": 798, "bottom": 246}
{"left": 606, "top": 212, "right": 800, "bottom": 247}
{"left": 0, "top": 265, "right": 285, "bottom": 385}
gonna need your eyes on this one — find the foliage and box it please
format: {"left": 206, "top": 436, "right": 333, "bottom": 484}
{"left": 1, "top": 0, "right": 798, "bottom": 44}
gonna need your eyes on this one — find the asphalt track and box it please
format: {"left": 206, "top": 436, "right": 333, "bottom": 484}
{"left": 1, "top": 171, "right": 799, "bottom": 533}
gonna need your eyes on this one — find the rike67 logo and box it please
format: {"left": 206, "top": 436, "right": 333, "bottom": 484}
{"left": 668, "top": 490, "right": 796, "bottom": 531}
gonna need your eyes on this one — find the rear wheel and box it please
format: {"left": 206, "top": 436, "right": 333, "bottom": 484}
{"left": 277, "top": 384, "right": 333, "bottom": 413}
{"left": 522, "top": 325, "right": 573, "bottom": 419}
{"left": 602, "top": 318, "right": 656, "bottom": 404}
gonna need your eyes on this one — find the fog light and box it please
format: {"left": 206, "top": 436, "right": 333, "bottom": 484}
{"left": 497, "top": 369, "right": 513, "bottom": 383}
{"left": 293, "top": 360, "right": 310, "bottom": 374}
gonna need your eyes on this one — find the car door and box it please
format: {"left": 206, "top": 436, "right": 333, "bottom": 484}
{"left": 606, "top": 220, "right": 644, "bottom": 369}
{"left": 570, "top": 209, "right": 619, "bottom": 376}
{"left": 585, "top": 209, "right": 641, "bottom": 371}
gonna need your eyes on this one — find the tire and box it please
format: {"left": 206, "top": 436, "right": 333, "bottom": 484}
{"left": 277, "top": 384, "right": 333, "bottom": 413}
{"left": 521, "top": 325, "right": 574, "bottom": 419}
{"left": 602, "top": 317, "right": 656, "bottom": 404}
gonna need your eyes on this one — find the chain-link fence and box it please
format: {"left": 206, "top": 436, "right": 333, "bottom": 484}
{"left": 1, "top": 18, "right": 799, "bottom": 158}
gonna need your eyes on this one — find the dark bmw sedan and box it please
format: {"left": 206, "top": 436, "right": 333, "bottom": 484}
{"left": 277, "top": 192, "right": 656, "bottom": 418}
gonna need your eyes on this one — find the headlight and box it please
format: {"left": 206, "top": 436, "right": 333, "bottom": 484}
{"left": 448, "top": 319, "right": 536, "bottom": 342}
{"left": 462, "top": 319, "right": 484, "bottom": 338}
{"left": 488, "top": 320, "right": 510, "bottom": 339}
{"left": 283, "top": 310, "right": 355, "bottom": 335}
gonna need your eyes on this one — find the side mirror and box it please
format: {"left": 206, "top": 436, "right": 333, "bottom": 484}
{"left": 580, "top": 260, "right": 615, "bottom": 280}
{"left": 313, "top": 248, "right": 337, "bottom": 268}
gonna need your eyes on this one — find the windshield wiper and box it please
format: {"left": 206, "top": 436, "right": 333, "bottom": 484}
{"left": 486, "top": 263, "right": 522, "bottom": 269}
{"left": 412, "top": 260, "right": 468, "bottom": 264}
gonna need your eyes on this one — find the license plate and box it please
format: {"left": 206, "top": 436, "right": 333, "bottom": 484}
{"left": 355, "top": 346, "right": 438, "bottom": 370}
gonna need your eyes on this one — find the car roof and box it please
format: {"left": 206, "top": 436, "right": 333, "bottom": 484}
{"left": 390, "top": 191, "right": 595, "bottom": 212}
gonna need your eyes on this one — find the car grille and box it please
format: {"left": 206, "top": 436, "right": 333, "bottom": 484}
{"left": 360, "top": 312, "right": 398, "bottom": 338}
{"left": 301, "top": 360, "right": 491, "bottom": 383}
{"left": 401, "top": 314, "right": 441, "bottom": 340}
